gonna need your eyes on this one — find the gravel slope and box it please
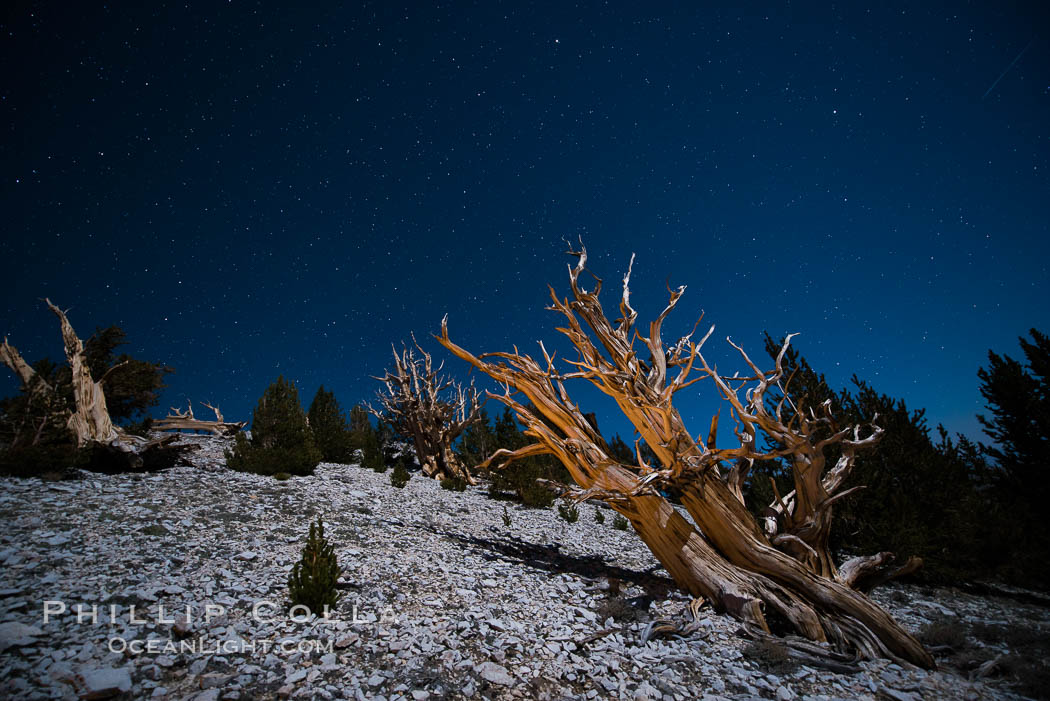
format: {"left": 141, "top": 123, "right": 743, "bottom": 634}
{"left": 0, "top": 433, "right": 1043, "bottom": 700}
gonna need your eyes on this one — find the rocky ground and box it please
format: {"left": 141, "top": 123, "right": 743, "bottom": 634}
{"left": 0, "top": 433, "right": 1047, "bottom": 700}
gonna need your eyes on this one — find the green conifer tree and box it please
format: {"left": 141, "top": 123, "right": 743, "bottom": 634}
{"left": 977, "top": 329, "right": 1050, "bottom": 501}
{"left": 359, "top": 422, "right": 385, "bottom": 471}
{"left": 288, "top": 516, "right": 340, "bottom": 615}
{"left": 456, "top": 407, "right": 495, "bottom": 468}
{"left": 390, "top": 459, "right": 411, "bottom": 488}
{"left": 308, "top": 385, "right": 353, "bottom": 463}
{"left": 608, "top": 434, "right": 635, "bottom": 464}
{"left": 487, "top": 406, "right": 567, "bottom": 507}
{"left": 348, "top": 405, "right": 372, "bottom": 452}
{"left": 226, "top": 376, "right": 322, "bottom": 476}
{"left": 975, "top": 329, "right": 1050, "bottom": 585}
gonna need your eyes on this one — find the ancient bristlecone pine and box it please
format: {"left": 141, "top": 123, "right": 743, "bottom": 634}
{"left": 437, "top": 245, "right": 933, "bottom": 668}
{"left": 2, "top": 299, "right": 186, "bottom": 471}
{"left": 370, "top": 338, "right": 482, "bottom": 484}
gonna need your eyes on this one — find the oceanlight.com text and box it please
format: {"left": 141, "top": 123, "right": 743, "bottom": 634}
{"left": 107, "top": 637, "right": 335, "bottom": 656}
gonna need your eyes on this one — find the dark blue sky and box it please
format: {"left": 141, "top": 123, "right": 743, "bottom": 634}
{"left": 2, "top": 2, "right": 1046, "bottom": 443}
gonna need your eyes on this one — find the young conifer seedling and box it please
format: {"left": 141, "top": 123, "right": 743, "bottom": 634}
{"left": 288, "top": 516, "right": 340, "bottom": 617}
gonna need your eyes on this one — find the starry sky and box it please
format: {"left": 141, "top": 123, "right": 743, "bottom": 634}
{"left": 1, "top": 2, "right": 1046, "bottom": 444}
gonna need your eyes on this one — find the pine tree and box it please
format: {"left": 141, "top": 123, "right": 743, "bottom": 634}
{"left": 486, "top": 406, "right": 567, "bottom": 507}
{"left": 756, "top": 334, "right": 991, "bottom": 582}
{"left": 308, "top": 386, "right": 353, "bottom": 463}
{"left": 226, "top": 376, "right": 322, "bottom": 477}
{"left": 360, "top": 423, "right": 385, "bottom": 471}
{"left": 1, "top": 325, "right": 171, "bottom": 476}
{"left": 748, "top": 333, "right": 845, "bottom": 513}
{"left": 348, "top": 405, "right": 372, "bottom": 452}
{"left": 82, "top": 325, "right": 173, "bottom": 424}
{"left": 608, "top": 434, "right": 635, "bottom": 464}
{"left": 288, "top": 516, "right": 340, "bottom": 616}
{"left": 976, "top": 329, "right": 1050, "bottom": 585}
{"left": 977, "top": 329, "right": 1050, "bottom": 501}
{"left": 390, "top": 459, "right": 411, "bottom": 488}
{"left": 456, "top": 407, "right": 496, "bottom": 468}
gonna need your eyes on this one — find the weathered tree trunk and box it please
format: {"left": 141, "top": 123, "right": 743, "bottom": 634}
{"left": 46, "top": 299, "right": 121, "bottom": 446}
{"left": 436, "top": 246, "right": 933, "bottom": 668}
{"left": 2, "top": 300, "right": 193, "bottom": 472}
{"left": 370, "top": 339, "right": 482, "bottom": 483}
{"left": 154, "top": 400, "right": 246, "bottom": 436}
{"left": 1, "top": 337, "right": 68, "bottom": 447}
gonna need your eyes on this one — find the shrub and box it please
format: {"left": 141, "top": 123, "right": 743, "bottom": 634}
{"left": 0, "top": 442, "right": 80, "bottom": 479}
{"left": 594, "top": 507, "right": 605, "bottom": 524}
{"left": 288, "top": 516, "right": 340, "bottom": 616}
{"left": 441, "top": 476, "right": 467, "bottom": 491}
{"left": 918, "top": 618, "right": 969, "bottom": 650}
{"left": 612, "top": 514, "right": 629, "bottom": 531}
{"left": 390, "top": 461, "right": 410, "bottom": 488}
{"left": 226, "top": 376, "right": 322, "bottom": 477}
{"left": 557, "top": 502, "right": 579, "bottom": 523}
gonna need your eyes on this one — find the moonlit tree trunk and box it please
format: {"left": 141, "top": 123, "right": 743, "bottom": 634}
{"left": 436, "top": 245, "right": 933, "bottom": 668}
{"left": 154, "top": 400, "right": 246, "bottom": 436}
{"left": 2, "top": 299, "right": 189, "bottom": 472}
{"left": 370, "top": 338, "right": 482, "bottom": 483}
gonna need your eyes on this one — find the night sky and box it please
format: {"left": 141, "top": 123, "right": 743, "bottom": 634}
{"left": 2, "top": 2, "right": 1046, "bottom": 444}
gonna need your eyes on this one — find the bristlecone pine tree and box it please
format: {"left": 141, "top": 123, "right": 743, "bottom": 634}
{"left": 1, "top": 299, "right": 187, "bottom": 474}
{"left": 308, "top": 385, "right": 353, "bottom": 463}
{"left": 370, "top": 338, "right": 482, "bottom": 483}
{"left": 437, "top": 245, "right": 934, "bottom": 668}
{"left": 288, "top": 516, "right": 340, "bottom": 615}
{"left": 227, "top": 376, "right": 322, "bottom": 477}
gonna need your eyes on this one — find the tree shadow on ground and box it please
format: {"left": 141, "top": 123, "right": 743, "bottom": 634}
{"left": 408, "top": 520, "right": 677, "bottom": 600}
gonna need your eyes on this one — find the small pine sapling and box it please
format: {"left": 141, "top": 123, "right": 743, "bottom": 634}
{"left": 390, "top": 460, "right": 410, "bottom": 488}
{"left": 440, "top": 476, "right": 467, "bottom": 491}
{"left": 502, "top": 505, "right": 512, "bottom": 527}
{"left": 557, "top": 502, "right": 580, "bottom": 523}
{"left": 594, "top": 507, "right": 605, "bottom": 524}
{"left": 288, "top": 516, "right": 341, "bottom": 616}
{"left": 612, "top": 514, "right": 629, "bottom": 531}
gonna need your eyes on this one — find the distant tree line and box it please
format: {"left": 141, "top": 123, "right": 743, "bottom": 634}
{"left": 749, "top": 329, "right": 1049, "bottom": 588}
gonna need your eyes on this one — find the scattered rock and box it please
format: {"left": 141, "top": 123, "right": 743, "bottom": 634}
{"left": 285, "top": 669, "right": 307, "bottom": 684}
{"left": 0, "top": 432, "right": 1041, "bottom": 701}
{"left": 475, "top": 661, "right": 515, "bottom": 686}
{"left": 77, "top": 666, "right": 132, "bottom": 699}
{"left": 0, "top": 621, "right": 43, "bottom": 651}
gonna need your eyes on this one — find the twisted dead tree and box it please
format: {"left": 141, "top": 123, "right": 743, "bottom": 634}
{"left": 1, "top": 299, "right": 190, "bottom": 472}
{"left": 370, "top": 339, "right": 482, "bottom": 483}
{"left": 154, "top": 400, "right": 246, "bottom": 436}
{"left": 437, "top": 246, "right": 933, "bottom": 668}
